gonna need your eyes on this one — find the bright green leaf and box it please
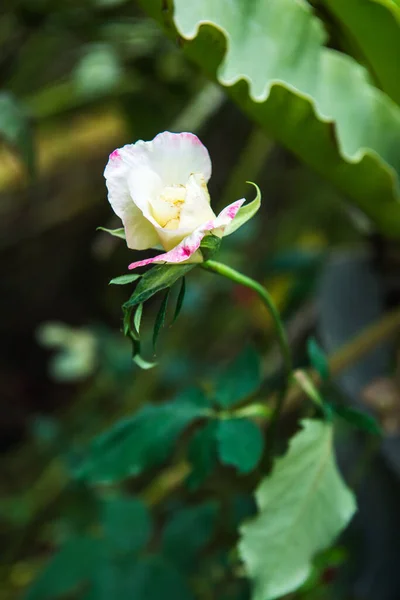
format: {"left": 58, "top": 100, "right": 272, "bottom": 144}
{"left": 109, "top": 274, "right": 141, "bottom": 285}
{"left": 223, "top": 182, "right": 261, "bottom": 237}
{"left": 239, "top": 419, "right": 356, "bottom": 600}
{"left": 214, "top": 346, "right": 261, "bottom": 408}
{"left": 78, "top": 390, "right": 209, "bottom": 483}
{"left": 307, "top": 337, "right": 330, "bottom": 381}
{"left": 216, "top": 419, "right": 264, "bottom": 474}
{"left": 101, "top": 496, "right": 152, "bottom": 555}
{"left": 321, "top": 0, "right": 400, "bottom": 105}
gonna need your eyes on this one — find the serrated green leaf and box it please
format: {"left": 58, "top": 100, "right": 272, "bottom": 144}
{"left": 141, "top": 0, "right": 400, "bottom": 237}
{"left": 224, "top": 182, "right": 261, "bottom": 237}
{"left": 101, "top": 496, "right": 152, "bottom": 555}
{"left": 239, "top": 419, "right": 356, "bottom": 600}
{"left": 109, "top": 274, "right": 141, "bottom": 285}
{"left": 321, "top": 0, "right": 400, "bottom": 105}
{"left": 0, "top": 92, "right": 35, "bottom": 177}
{"left": 199, "top": 234, "right": 221, "bottom": 261}
{"left": 153, "top": 289, "right": 170, "bottom": 351}
{"left": 97, "top": 227, "right": 126, "bottom": 239}
{"left": 216, "top": 419, "right": 264, "bottom": 474}
{"left": 161, "top": 503, "right": 218, "bottom": 570}
{"left": 333, "top": 404, "right": 382, "bottom": 436}
{"left": 172, "top": 277, "right": 186, "bottom": 324}
{"left": 307, "top": 337, "right": 330, "bottom": 381}
{"left": 78, "top": 391, "right": 209, "bottom": 483}
{"left": 124, "top": 264, "right": 195, "bottom": 309}
{"left": 25, "top": 536, "right": 103, "bottom": 600}
{"left": 214, "top": 346, "right": 262, "bottom": 408}
{"left": 187, "top": 421, "right": 218, "bottom": 490}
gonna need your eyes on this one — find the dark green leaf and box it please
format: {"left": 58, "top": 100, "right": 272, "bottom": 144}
{"left": 333, "top": 404, "right": 382, "bottom": 436}
{"left": 214, "top": 346, "right": 261, "bottom": 408}
{"left": 25, "top": 536, "right": 103, "bottom": 600}
{"left": 199, "top": 234, "right": 221, "bottom": 261}
{"left": 153, "top": 289, "right": 170, "bottom": 351}
{"left": 87, "top": 555, "right": 193, "bottom": 600}
{"left": 216, "top": 418, "right": 264, "bottom": 474}
{"left": 109, "top": 274, "right": 141, "bottom": 285}
{"left": 187, "top": 421, "right": 218, "bottom": 490}
{"left": 0, "top": 92, "right": 35, "bottom": 177}
{"left": 307, "top": 337, "right": 330, "bottom": 381}
{"left": 172, "top": 277, "right": 186, "bottom": 324}
{"left": 101, "top": 496, "right": 152, "bottom": 555}
{"left": 78, "top": 391, "right": 209, "bottom": 483}
{"left": 123, "top": 264, "right": 195, "bottom": 309}
{"left": 161, "top": 503, "right": 218, "bottom": 569}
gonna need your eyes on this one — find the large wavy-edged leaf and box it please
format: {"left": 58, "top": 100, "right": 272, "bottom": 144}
{"left": 322, "top": 0, "right": 400, "bottom": 105}
{"left": 239, "top": 419, "right": 356, "bottom": 600}
{"left": 140, "top": 0, "right": 400, "bottom": 237}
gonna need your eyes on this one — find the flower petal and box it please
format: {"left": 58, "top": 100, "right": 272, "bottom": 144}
{"left": 110, "top": 132, "right": 211, "bottom": 189}
{"left": 151, "top": 132, "right": 212, "bottom": 185}
{"left": 104, "top": 150, "right": 159, "bottom": 250}
{"left": 128, "top": 198, "right": 244, "bottom": 270}
{"left": 179, "top": 173, "right": 216, "bottom": 230}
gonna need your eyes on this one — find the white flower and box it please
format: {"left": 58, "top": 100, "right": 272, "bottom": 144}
{"left": 104, "top": 131, "right": 246, "bottom": 270}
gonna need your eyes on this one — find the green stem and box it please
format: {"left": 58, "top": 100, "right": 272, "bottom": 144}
{"left": 201, "top": 260, "right": 292, "bottom": 446}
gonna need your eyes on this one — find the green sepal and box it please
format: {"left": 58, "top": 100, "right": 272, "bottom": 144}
{"left": 97, "top": 227, "right": 126, "bottom": 240}
{"left": 223, "top": 182, "right": 261, "bottom": 237}
{"left": 109, "top": 274, "right": 141, "bottom": 285}
{"left": 200, "top": 234, "right": 222, "bottom": 261}
{"left": 123, "top": 264, "right": 195, "bottom": 309}
{"left": 172, "top": 277, "right": 186, "bottom": 324}
{"left": 134, "top": 303, "right": 144, "bottom": 337}
{"left": 153, "top": 289, "right": 170, "bottom": 351}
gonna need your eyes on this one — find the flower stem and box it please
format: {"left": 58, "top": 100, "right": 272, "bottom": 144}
{"left": 202, "top": 259, "right": 292, "bottom": 449}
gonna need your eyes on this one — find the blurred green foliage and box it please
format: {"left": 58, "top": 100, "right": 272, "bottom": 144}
{"left": 1, "top": 1, "right": 399, "bottom": 600}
